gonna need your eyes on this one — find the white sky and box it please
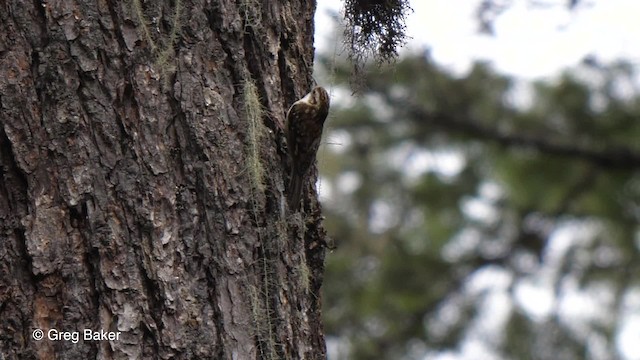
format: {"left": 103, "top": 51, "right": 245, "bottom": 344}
{"left": 315, "top": 0, "right": 640, "bottom": 80}
{"left": 316, "top": 1, "right": 640, "bottom": 360}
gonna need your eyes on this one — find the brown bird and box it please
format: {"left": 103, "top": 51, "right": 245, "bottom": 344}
{"left": 285, "top": 86, "right": 330, "bottom": 209}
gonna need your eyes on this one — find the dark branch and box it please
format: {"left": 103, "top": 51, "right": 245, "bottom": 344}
{"left": 407, "top": 105, "right": 640, "bottom": 170}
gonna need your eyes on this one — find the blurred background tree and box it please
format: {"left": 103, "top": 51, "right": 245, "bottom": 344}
{"left": 317, "top": 52, "right": 640, "bottom": 359}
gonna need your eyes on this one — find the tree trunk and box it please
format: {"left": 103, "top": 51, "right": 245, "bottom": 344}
{"left": 0, "top": 1, "right": 327, "bottom": 359}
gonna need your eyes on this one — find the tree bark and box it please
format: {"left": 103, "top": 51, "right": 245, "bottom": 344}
{"left": 0, "top": 1, "right": 327, "bottom": 359}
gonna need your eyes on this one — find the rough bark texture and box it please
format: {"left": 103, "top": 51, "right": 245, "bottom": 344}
{"left": 0, "top": 0, "right": 327, "bottom": 359}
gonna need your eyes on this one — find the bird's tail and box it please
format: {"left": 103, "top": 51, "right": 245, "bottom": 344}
{"left": 287, "top": 170, "right": 304, "bottom": 210}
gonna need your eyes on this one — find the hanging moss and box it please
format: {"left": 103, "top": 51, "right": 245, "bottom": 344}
{"left": 343, "top": 0, "right": 412, "bottom": 72}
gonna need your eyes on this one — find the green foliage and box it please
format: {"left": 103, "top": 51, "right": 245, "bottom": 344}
{"left": 320, "top": 54, "right": 640, "bottom": 359}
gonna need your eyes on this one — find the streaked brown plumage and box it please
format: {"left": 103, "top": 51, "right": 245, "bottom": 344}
{"left": 285, "top": 86, "right": 330, "bottom": 209}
